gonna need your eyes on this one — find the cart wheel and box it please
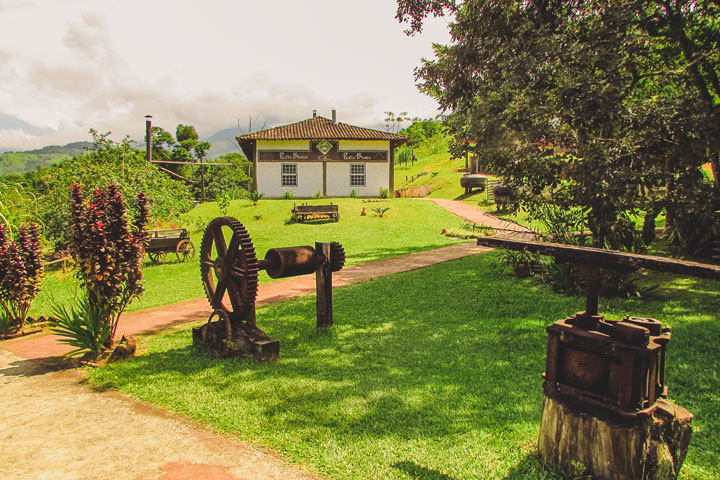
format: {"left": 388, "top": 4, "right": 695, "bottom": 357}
{"left": 176, "top": 239, "right": 196, "bottom": 262}
{"left": 148, "top": 251, "right": 167, "bottom": 264}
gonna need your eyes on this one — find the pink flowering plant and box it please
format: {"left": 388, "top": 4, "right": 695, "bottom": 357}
{"left": 0, "top": 222, "right": 43, "bottom": 335}
{"left": 51, "top": 183, "right": 148, "bottom": 354}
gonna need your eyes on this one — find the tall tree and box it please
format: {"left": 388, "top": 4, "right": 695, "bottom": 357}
{"left": 397, "top": 0, "right": 720, "bottom": 251}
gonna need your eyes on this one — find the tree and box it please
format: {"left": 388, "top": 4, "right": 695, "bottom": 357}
{"left": 384, "top": 111, "right": 412, "bottom": 133}
{"left": 397, "top": 0, "right": 720, "bottom": 251}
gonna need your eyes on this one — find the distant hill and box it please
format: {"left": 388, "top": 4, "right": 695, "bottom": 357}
{"left": 0, "top": 141, "right": 92, "bottom": 175}
{"left": 204, "top": 127, "right": 243, "bottom": 158}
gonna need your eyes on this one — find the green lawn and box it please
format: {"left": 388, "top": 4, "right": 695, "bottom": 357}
{"left": 89, "top": 252, "right": 720, "bottom": 480}
{"left": 30, "top": 198, "right": 467, "bottom": 317}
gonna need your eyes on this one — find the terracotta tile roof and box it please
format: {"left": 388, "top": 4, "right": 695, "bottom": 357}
{"left": 236, "top": 116, "right": 408, "bottom": 142}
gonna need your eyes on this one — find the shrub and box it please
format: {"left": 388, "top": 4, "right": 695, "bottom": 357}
{"left": 372, "top": 207, "right": 390, "bottom": 217}
{"left": 282, "top": 190, "right": 294, "bottom": 200}
{"left": 314, "top": 190, "right": 323, "bottom": 199}
{"left": 0, "top": 222, "right": 43, "bottom": 334}
{"left": 246, "top": 190, "right": 264, "bottom": 205}
{"left": 59, "top": 183, "right": 148, "bottom": 351}
{"left": 379, "top": 188, "right": 390, "bottom": 199}
{"left": 49, "top": 294, "right": 110, "bottom": 357}
{"left": 349, "top": 189, "right": 358, "bottom": 198}
{"left": 217, "top": 192, "right": 231, "bottom": 216}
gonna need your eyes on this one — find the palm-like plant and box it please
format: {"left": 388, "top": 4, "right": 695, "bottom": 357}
{"left": 245, "top": 190, "right": 264, "bottom": 205}
{"left": 372, "top": 207, "right": 390, "bottom": 218}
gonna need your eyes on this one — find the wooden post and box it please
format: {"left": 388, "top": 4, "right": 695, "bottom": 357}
{"left": 315, "top": 241, "right": 333, "bottom": 328}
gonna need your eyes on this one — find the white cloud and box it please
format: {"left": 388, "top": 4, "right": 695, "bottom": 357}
{"left": 0, "top": 0, "right": 450, "bottom": 150}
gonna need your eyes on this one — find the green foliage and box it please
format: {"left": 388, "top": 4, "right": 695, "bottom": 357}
{"left": 216, "top": 192, "right": 231, "bottom": 216}
{"left": 0, "top": 222, "right": 43, "bottom": 334}
{"left": 0, "top": 181, "right": 43, "bottom": 234}
{"left": 175, "top": 124, "right": 199, "bottom": 143}
{"left": 372, "top": 206, "right": 390, "bottom": 217}
{"left": 313, "top": 190, "right": 323, "bottom": 199}
{"left": 396, "top": 145, "right": 413, "bottom": 165}
{"left": 349, "top": 189, "right": 358, "bottom": 198}
{"left": 399, "top": 118, "right": 445, "bottom": 145}
{"left": 378, "top": 188, "right": 390, "bottom": 199}
{"left": 399, "top": 0, "right": 720, "bottom": 251}
{"left": 35, "top": 130, "right": 192, "bottom": 246}
{"left": 664, "top": 171, "right": 720, "bottom": 256}
{"left": 188, "top": 152, "right": 251, "bottom": 201}
{"left": 282, "top": 190, "right": 294, "bottom": 199}
{"left": 245, "top": 190, "right": 264, "bottom": 205}
{"left": 49, "top": 294, "right": 110, "bottom": 358}
{"left": 67, "top": 183, "right": 148, "bottom": 347}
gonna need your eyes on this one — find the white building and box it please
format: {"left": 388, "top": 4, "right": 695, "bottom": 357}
{"left": 237, "top": 110, "right": 408, "bottom": 198}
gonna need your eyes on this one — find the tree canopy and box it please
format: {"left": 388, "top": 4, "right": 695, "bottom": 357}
{"left": 397, "top": 0, "right": 720, "bottom": 252}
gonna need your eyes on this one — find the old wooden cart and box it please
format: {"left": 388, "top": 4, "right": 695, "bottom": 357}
{"left": 146, "top": 228, "right": 196, "bottom": 263}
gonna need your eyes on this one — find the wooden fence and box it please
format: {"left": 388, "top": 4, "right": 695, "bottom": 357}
{"left": 394, "top": 185, "right": 431, "bottom": 198}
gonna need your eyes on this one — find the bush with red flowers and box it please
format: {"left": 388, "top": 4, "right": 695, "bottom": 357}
{"left": 52, "top": 183, "right": 148, "bottom": 352}
{"left": 0, "top": 222, "right": 43, "bottom": 335}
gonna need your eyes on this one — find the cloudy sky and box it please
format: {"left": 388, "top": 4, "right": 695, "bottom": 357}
{"left": 0, "top": 0, "right": 450, "bottom": 150}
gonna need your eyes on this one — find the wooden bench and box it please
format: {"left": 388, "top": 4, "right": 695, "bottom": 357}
{"left": 291, "top": 203, "right": 339, "bottom": 222}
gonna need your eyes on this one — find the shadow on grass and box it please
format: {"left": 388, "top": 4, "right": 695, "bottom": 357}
{"left": 501, "top": 453, "right": 565, "bottom": 480}
{"left": 393, "top": 461, "right": 458, "bottom": 480}
{"left": 452, "top": 191, "right": 486, "bottom": 201}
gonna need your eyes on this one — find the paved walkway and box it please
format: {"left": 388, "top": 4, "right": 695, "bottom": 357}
{"left": 426, "top": 198, "right": 535, "bottom": 240}
{"left": 0, "top": 199, "right": 515, "bottom": 480}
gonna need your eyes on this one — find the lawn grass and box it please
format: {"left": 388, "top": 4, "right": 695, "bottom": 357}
{"left": 88, "top": 252, "right": 720, "bottom": 479}
{"left": 394, "top": 137, "right": 490, "bottom": 203}
{"left": 30, "top": 198, "right": 467, "bottom": 317}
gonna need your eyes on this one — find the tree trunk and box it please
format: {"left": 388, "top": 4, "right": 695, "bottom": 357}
{"left": 538, "top": 394, "right": 693, "bottom": 480}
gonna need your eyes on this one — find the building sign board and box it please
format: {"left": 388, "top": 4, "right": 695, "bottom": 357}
{"left": 258, "top": 141, "right": 388, "bottom": 162}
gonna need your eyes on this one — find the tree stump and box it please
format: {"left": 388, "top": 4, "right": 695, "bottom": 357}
{"left": 538, "top": 394, "right": 693, "bottom": 480}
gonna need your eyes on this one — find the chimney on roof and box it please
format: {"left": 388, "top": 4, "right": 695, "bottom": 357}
{"left": 331, "top": 109, "right": 337, "bottom": 124}
{"left": 313, "top": 109, "right": 317, "bottom": 118}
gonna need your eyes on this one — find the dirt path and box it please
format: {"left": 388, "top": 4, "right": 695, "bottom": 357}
{"left": 0, "top": 199, "right": 513, "bottom": 480}
{"left": 0, "top": 349, "right": 319, "bottom": 480}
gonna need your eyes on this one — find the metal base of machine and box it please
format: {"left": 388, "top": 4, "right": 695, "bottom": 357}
{"left": 192, "top": 320, "right": 279, "bottom": 361}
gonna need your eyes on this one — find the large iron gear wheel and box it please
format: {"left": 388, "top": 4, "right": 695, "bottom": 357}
{"left": 200, "top": 217, "right": 259, "bottom": 314}
{"left": 329, "top": 241, "right": 345, "bottom": 272}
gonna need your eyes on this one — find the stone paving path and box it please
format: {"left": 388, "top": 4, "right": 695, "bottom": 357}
{"left": 0, "top": 199, "right": 517, "bottom": 480}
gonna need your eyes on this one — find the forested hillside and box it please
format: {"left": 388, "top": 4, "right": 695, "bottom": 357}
{"left": 0, "top": 141, "right": 91, "bottom": 175}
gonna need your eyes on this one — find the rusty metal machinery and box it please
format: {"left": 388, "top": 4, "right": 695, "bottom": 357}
{"left": 544, "top": 313, "right": 671, "bottom": 417}
{"left": 477, "top": 237, "right": 720, "bottom": 418}
{"left": 193, "top": 216, "right": 344, "bottom": 360}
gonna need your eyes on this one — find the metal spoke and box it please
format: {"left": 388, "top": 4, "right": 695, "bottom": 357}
{"left": 213, "top": 225, "right": 227, "bottom": 257}
{"left": 226, "top": 234, "right": 240, "bottom": 265}
{"left": 213, "top": 278, "right": 226, "bottom": 307}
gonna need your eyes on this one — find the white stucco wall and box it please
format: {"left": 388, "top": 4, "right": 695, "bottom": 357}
{"left": 326, "top": 162, "right": 389, "bottom": 197}
{"left": 256, "top": 161, "right": 324, "bottom": 198}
